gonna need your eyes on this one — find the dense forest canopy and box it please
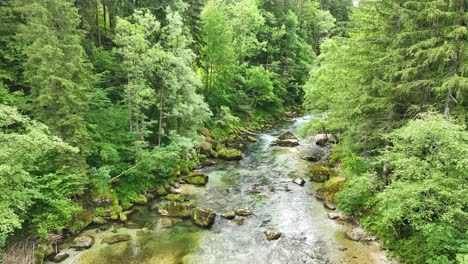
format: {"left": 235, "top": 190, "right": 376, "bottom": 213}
{"left": 0, "top": 0, "right": 466, "bottom": 263}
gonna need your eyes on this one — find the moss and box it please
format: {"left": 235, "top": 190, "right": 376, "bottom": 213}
{"left": 217, "top": 148, "right": 243, "bottom": 160}
{"left": 69, "top": 210, "right": 93, "bottom": 232}
{"left": 247, "top": 136, "right": 257, "bottom": 142}
{"left": 119, "top": 212, "right": 127, "bottom": 222}
{"left": 155, "top": 186, "right": 168, "bottom": 196}
{"left": 134, "top": 195, "right": 148, "bottom": 205}
{"left": 157, "top": 201, "right": 193, "bottom": 218}
{"left": 316, "top": 177, "right": 346, "bottom": 203}
{"left": 182, "top": 173, "right": 209, "bottom": 185}
{"left": 309, "top": 164, "right": 331, "bottom": 182}
{"left": 166, "top": 194, "right": 184, "bottom": 201}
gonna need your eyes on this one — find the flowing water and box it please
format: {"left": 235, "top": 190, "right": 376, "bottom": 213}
{"left": 50, "top": 116, "right": 391, "bottom": 264}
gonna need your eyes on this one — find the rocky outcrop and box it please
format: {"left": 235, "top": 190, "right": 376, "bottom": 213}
{"left": 217, "top": 148, "right": 243, "bottom": 160}
{"left": 192, "top": 207, "right": 216, "bottom": 228}
{"left": 264, "top": 230, "right": 282, "bottom": 240}
{"left": 70, "top": 235, "right": 95, "bottom": 250}
{"left": 102, "top": 234, "right": 131, "bottom": 244}
{"left": 182, "top": 173, "right": 209, "bottom": 185}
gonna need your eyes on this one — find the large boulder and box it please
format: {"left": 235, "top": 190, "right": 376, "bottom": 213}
{"left": 182, "top": 173, "right": 209, "bottom": 186}
{"left": 345, "top": 227, "right": 366, "bottom": 241}
{"left": 264, "top": 230, "right": 282, "bottom": 240}
{"left": 192, "top": 207, "right": 216, "bottom": 228}
{"left": 158, "top": 201, "right": 193, "bottom": 218}
{"left": 70, "top": 235, "right": 95, "bottom": 250}
{"left": 309, "top": 165, "right": 331, "bottom": 182}
{"left": 278, "top": 131, "right": 298, "bottom": 140}
{"left": 316, "top": 176, "right": 346, "bottom": 203}
{"left": 302, "top": 148, "right": 326, "bottom": 162}
{"left": 102, "top": 234, "right": 132, "bottom": 245}
{"left": 217, "top": 148, "right": 243, "bottom": 160}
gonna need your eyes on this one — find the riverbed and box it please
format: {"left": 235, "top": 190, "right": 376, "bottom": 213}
{"left": 48, "top": 116, "right": 391, "bottom": 264}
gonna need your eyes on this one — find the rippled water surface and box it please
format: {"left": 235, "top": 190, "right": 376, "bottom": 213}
{"left": 49, "top": 116, "right": 391, "bottom": 264}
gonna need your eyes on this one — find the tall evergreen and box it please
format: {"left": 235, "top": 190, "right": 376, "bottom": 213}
{"left": 15, "top": 0, "right": 91, "bottom": 175}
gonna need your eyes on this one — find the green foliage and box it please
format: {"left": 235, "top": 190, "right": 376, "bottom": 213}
{"left": 0, "top": 105, "right": 81, "bottom": 243}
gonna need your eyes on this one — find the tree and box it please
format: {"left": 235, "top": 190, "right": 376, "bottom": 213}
{"left": 114, "top": 9, "right": 159, "bottom": 144}
{"left": 0, "top": 105, "right": 81, "bottom": 245}
{"left": 156, "top": 7, "right": 211, "bottom": 144}
{"left": 200, "top": 0, "right": 238, "bottom": 112}
{"left": 15, "top": 0, "right": 91, "bottom": 176}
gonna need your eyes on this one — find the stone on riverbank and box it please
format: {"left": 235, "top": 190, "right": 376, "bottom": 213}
{"left": 247, "top": 136, "right": 257, "bottom": 142}
{"left": 217, "top": 148, "right": 243, "bottom": 160}
{"left": 314, "top": 134, "right": 338, "bottom": 146}
{"left": 192, "top": 207, "right": 216, "bottom": 228}
{"left": 182, "top": 173, "right": 209, "bottom": 185}
{"left": 235, "top": 208, "right": 253, "bottom": 216}
{"left": 302, "top": 148, "right": 325, "bottom": 162}
{"left": 272, "top": 132, "right": 300, "bottom": 147}
{"left": 70, "top": 235, "right": 95, "bottom": 250}
{"left": 134, "top": 195, "right": 148, "bottom": 205}
{"left": 102, "top": 234, "right": 132, "bottom": 244}
{"left": 309, "top": 165, "right": 331, "bottom": 182}
{"left": 323, "top": 201, "right": 337, "bottom": 210}
{"left": 221, "top": 211, "right": 236, "bottom": 219}
{"left": 51, "top": 252, "right": 69, "bottom": 263}
{"left": 345, "top": 227, "right": 366, "bottom": 242}
{"left": 316, "top": 176, "right": 346, "bottom": 203}
{"left": 158, "top": 201, "right": 192, "bottom": 218}
{"left": 328, "top": 212, "right": 342, "bottom": 220}
{"left": 264, "top": 230, "right": 282, "bottom": 240}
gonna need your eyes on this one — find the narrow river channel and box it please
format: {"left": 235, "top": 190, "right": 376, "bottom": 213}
{"left": 49, "top": 116, "right": 391, "bottom": 264}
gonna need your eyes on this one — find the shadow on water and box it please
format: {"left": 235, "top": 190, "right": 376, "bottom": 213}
{"left": 51, "top": 116, "right": 392, "bottom": 264}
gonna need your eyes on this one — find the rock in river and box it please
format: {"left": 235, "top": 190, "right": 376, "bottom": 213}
{"left": 272, "top": 131, "right": 300, "bottom": 147}
{"left": 345, "top": 227, "right": 366, "bottom": 241}
{"left": 102, "top": 234, "right": 131, "bottom": 245}
{"left": 217, "top": 148, "right": 243, "bottom": 160}
{"left": 158, "top": 201, "right": 193, "bottom": 218}
{"left": 235, "top": 208, "right": 253, "bottom": 216}
{"left": 182, "top": 173, "right": 209, "bottom": 185}
{"left": 192, "top": 207, "right": 216, "bottom": 228}
{"left": 323, "top": 201, "right": 337, "bottom": 210}
{"left": 70, "top": 235, "right": 95, "bottom": 250}
{"left": 328, "top": 212, "right": 342, "bottom": 220}
{"left": 52, "top": 252, "right": 69, "bottom": 263}
{"left": 264, "top": 230, "right": 282, "bottom": 240}
{"left": 292, "top": 178, "right": 305, "bottom": 186}
{"left": 221, "top": 210, "right": 236, "bottom": 219}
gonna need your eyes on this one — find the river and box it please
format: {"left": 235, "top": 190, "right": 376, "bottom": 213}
{"left": 49, "top": 116, "right": 391, "bottom": 264}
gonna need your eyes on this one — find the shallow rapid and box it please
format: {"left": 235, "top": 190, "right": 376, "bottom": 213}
{"left": 50, "top": 116, "right": 391, "bottom": 264}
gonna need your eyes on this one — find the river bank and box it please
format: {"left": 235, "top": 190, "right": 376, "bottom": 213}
{"left": 42, "top": 116, "right": 392, "bottom": 264}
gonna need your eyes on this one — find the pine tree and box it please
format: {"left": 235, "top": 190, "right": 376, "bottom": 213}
{"left": 15, "top": 0, "right": 91, "bottom": 175}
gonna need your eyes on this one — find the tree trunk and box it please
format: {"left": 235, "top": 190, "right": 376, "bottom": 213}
{"left": 444, "top": 88, "right": 452, "bottom": 119}
{"left": 158, "top": 87, "right": 164, "bottom": 147}
{"left": 103, "top": 0, "right": 107, "bottom": 31}
{"left": 95, "top": 1, "right": 101, "bottom": 46}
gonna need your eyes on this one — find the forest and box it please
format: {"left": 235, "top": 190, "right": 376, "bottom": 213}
{"left": 0, "top": 0, "right": 466, "bottom": 263}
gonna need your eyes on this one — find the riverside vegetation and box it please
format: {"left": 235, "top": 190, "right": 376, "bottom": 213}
{"left": 0, "top": 0, "right": 466, "bottom": 264}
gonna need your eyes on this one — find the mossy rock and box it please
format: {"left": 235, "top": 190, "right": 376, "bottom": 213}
{"left": 247, "top": 136, "right": 257, "bottom": 142}
{"left": 166, "top": 193, "right": 184, "bottom": 202}
{"left": 182, "top": 173, "right": 209, "bottom": 185}
{"left": 316, "top": 177, "right": 346, "bottom": 203}
{"left": 155, "top": 186, "right": 168, "bottom": 196}
{"left": 34, "top": 243, "right": 54, "bottom": 264}
{"left": 119, "top": 212, "right": 128, "bottom": 222}
{"left": 110, "top": 214, "right": 119, "bottom": 221}
{"left": 69, "top": 210, "right": 94, "bottom": 232}
{"left": 146, "top": 193, "right": 155, "bottom": 200}
{"left": 309, "top": 165, "right": 331, "bottom": 182}
{"left": 158, "top": 201, "right": 193, "bottom": 218}
{"left": 217, "top": 148, "right": 243, "bottom": 161}
{"left": 92, "top": 216, "right": 107, "bottom": 225}
{"left": 200, "top": 141, "right": 213, "bottom": 156}
{"left": 192, "top": 207, "right": 216, "bottom": 228}
{"left": 134, "top": 195, "right": 148, "bottom": 205}
{"left": 102, "top": 234, "right": 131, "bottom": 245}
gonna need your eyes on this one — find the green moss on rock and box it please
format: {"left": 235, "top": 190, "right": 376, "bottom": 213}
{"left": 182, "top": 173, "right": 209, "bottom": 185}
{"left": 310, "top": 165, "right": 331, "bottom": 182}
{"left": 217, "top": 148, "right": 243, "bottom": 160}
{"left": 316, "top": 176, "right": 346, "bottom": 203}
